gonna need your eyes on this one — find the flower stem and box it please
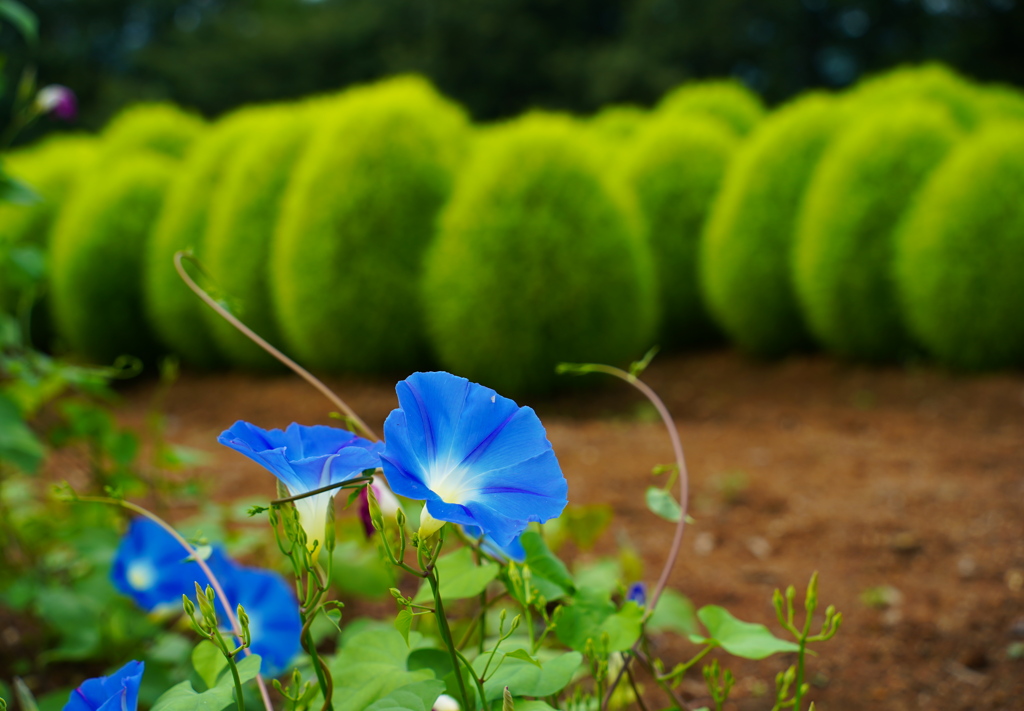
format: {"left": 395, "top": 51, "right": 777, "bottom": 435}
{"left": 564, "top": 364, "right": 690, "bottom": 711}
{"left": 428, "top": 568, "right": 473, "bottom": 711}
{"left": 173, "top": 251, "right": 377, "bottom": 441}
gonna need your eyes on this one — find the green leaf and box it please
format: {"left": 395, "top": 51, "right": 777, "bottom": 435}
{"left": 326, "top": 621, "right": 436, "bottom": 711}
{"left": 689, "top": 606, "right": 800, "bottom": 660}
{"left": 192, "top": 641, "right": 227, "bottom": 691}
{"left": 490, "top": 702, "right": 558, "bottom": 711}
{"left": 362, "top": 680, "right": 446, "bottom": 711}
{"left": 473, "top": 650, "right": 582, "bottom": 702}
{"left": 647, "top": 589, "right": 699, "bottom": 637}
{"left": 573, "top": 559, "right": 621, "bottom": 598}
{"left": 645, "top": 487, "right": 681, "bottom": 523}
{"left": 554, "top": 589, "right": 643, "bottom": 652}
{"left": 519, "top": 531, "right": 574, "bottom": 600}
{"left": 503, "top": 648, "right": 541, "bottom": 668}
{"left": 407, "top": 648, "right": 453, "bottom": 679}
{"left": 395, "top": 609, "right": 413, "bottom": 645}
{"left": 413, "top": 547, "right": 499, "bottom": 603}
{"left": 0, "top": 393, "right": 44, "bottom": 474}
{"left": 151, "top": 654, "right": 261, "bottom": 711}
{"left": 0, "top": 0, "right": 37, "bottom": 42}
{"left": 0, "top": 170, "right": 39, "bottom": 204}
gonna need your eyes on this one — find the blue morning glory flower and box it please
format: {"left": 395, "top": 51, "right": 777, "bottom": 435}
{"left": 463, "top": 525, "right": 526, "bottom": 563}
{"left": 110, "top": 517, "right": 233, "bottom": 614}
{"left": 380, "top": 371, "right": 568, "bottom": 546}
{"left": 222, "top": 566, "right": 303, "bottom": 677}
{"left": 218, "top": 421, "right": 384, "bottom": 554}
{"left": 626, "top": 582, "right": 647, "bottom": 608}
{"left": 63, "top": 660, "right": 143, "bottom": 711}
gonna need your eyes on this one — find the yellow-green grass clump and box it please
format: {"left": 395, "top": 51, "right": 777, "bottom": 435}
{"left": 145, "top": 106, "right": 269, "bottom": 368}
{"left": 895, "top": 125, "right": 1024, "bottom": 369}
{"left": 271, "top": 76, "right": 469, "bottom": 373}
{"left": 845, "top": 63, "right": 982, "bottom": 131}
{"left": 422, "top": 113, "right": 658, "bottom": 395}
{"left": 615, "top": 115, "right": 737, "bottom": 347}
{"left": 657, "top": 79, "right": 766, "bottom": 137}
{"left": 98, "top": 102, "right": 205, "bottom": 161}
{"left": 793, "top": 102, "right": 963, "bottom": 361}
{"left": 700, "top": 93, "right": 847, "bottom": 357}
{"left": 50, "top": 153, "right": 175, "bottom": 364}
{"left": 589, "top": 104, "right": 648, "bottom": 142}
{"left": 0, "top": 135, "right": 97, "bottom": 323}
{"left": 203, "top": 109, "right": 314, "bottom": 368}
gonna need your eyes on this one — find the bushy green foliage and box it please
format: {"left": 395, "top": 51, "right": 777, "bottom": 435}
{"left": 846, "top": 64, "right": 982, "bottom": 131}
{"left": 145, "top": 107, "right": 268, "bottom": 368}
{"left": 615, "top": 115, "right": 737, "bottom": 347}
{"left": 98, "top": 102, "right": 206, "bottom": 161}
{"left": 589, "top": 105, "right": 647, "bottom": 143}
{"left": 700, "top": 93, "right": 847, "bottom": 357}
{"left": 976, "top": 83, "right": 1024, "bottom": 123}
{"left": 0, "top": 135, "right": 97, "bottom": 318}
{"left": 894, "top": 125, "right": 1024, "bottom": 370}
{"left": 657, "top": 80, "right": 766, "bottom": 137}
{"left": 422, "top": 113, "right": 657, "bottom": 395}
{"left": 793, "top": 102, "right": 962, "bottom": 361}
{"left": 271, "top": 76, "right": 469, "bottom": 373}
{"left": 203, "top": 109, "right": 313, "bottom": 369}
{"left": 50, "top": 153, "right": 175, "bottom": 364}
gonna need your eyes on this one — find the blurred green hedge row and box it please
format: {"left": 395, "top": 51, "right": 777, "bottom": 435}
{"left": 2, "top": 64, "right": 1023, "bottom": 394}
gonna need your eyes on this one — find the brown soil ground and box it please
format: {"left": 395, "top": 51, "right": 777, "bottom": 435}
{"left": 110, "top": 350, "right": 1024, "bottom": 711}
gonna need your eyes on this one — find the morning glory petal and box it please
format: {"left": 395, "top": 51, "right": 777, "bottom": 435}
{"left": 381, "top": 371, "right": 567, "bottom": 544}
{"left": 222, "top": 567, "right": 302, "bottom": 677}
{"left": 63, "top": 661, "right": 144, "bottom": 711}
{"left": 218, "top": 420, "right": 383, "bottom": 554}
{"left": 111, "top": 518, "right": 236, "bottom": 616}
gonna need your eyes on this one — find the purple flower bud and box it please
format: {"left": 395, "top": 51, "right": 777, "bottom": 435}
{"left": 36, "top": 85, "right": 77, "bottom": 121}
{"left": 627, "top": 582, "right": 647, "bottom": 608}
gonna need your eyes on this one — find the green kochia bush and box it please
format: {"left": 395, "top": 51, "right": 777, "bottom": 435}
{"left": 145, "top": 107, "right": 267, "bottom": 368}
{"left": 616, "top": 115, "right": 737, "bottom": 347}
{"left": 700, "top": 94, "right": 847, "bottom": 357}
{"left": 50, "top": 154, "right": 175, "bottom": 364}
{"left": 203, "top": 109, "right": 313, "bottom": 369}
{"left": 793, "top": 102, "right": 962, "bottom": 361}
{"left": 423, "top": 114, "right": 658, "bottom": 395}
{"left": 846, "top": 64, "right": 981, "bottom": 131}
{"left": 894, "top": 125, "right": 1024, "bottom": 370}
{"left": 657, "top": 79, "right": 766, "bottom": 137}
{"left": 0, "top": 135, "right": 97, "bottom": 317}
{"left": 271, "top": 76, "right": 469, "bottom": 373}
{"left": 98, "top": 102, "right": 205, "bottom": 161}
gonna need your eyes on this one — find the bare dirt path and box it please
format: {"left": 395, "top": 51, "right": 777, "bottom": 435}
{"left": 113, "top": 351, "right": 1024, "bottom": 711}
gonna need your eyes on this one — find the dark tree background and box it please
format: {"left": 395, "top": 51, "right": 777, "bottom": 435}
{"left": 10, "top": 0, "right": 1024, "bottom": 133}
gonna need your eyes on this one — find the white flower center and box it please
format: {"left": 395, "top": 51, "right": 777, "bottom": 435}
{"left": 127, "top": 561, "right": 156, "bottom": 590}
{"left": 430, "top": 464, "right": 471, "bottom": 504}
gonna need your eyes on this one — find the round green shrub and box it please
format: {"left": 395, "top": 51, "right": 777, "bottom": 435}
{"left": 846, "top": 63, "right": 981, "bottom": 131}
{"left": 99, "top": 102, "right": 206, "bottom": 161}
{"left": 792, "top": 102, "right": 963, "bottom": 361}
{"left": 657, "top": 79, "right": 766, "bottom": 137}
{"left": 700, "top": 93, "right": 848, "bottom": 357}
{"left": 422, "top": 113, "right": 658, "bottom": 395}
{"left": 975, "top": 83, "right": 1024, "bottom": 123}
{"left": 144, "top": 106, "right": 269, "bottom": 368}
{"left": 0, "top": 135, "right": 97, "bottom": 319}
{"left": 271, "top": 75, "right": 469, "bottom": 373}
{"left": 203, "top": 108, "right": 313, "bottom": 369}
{"left": 894, "top": 125, "right": 1024, "bottom": 369}
{"left": 50, "top": 153, "right": 175, "bottom": 364}
{"left": 615, "top": 115, "right": 738, "bottom": 348}
{"left": 589, "top": 104, "right": 648, "bottom": 143}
